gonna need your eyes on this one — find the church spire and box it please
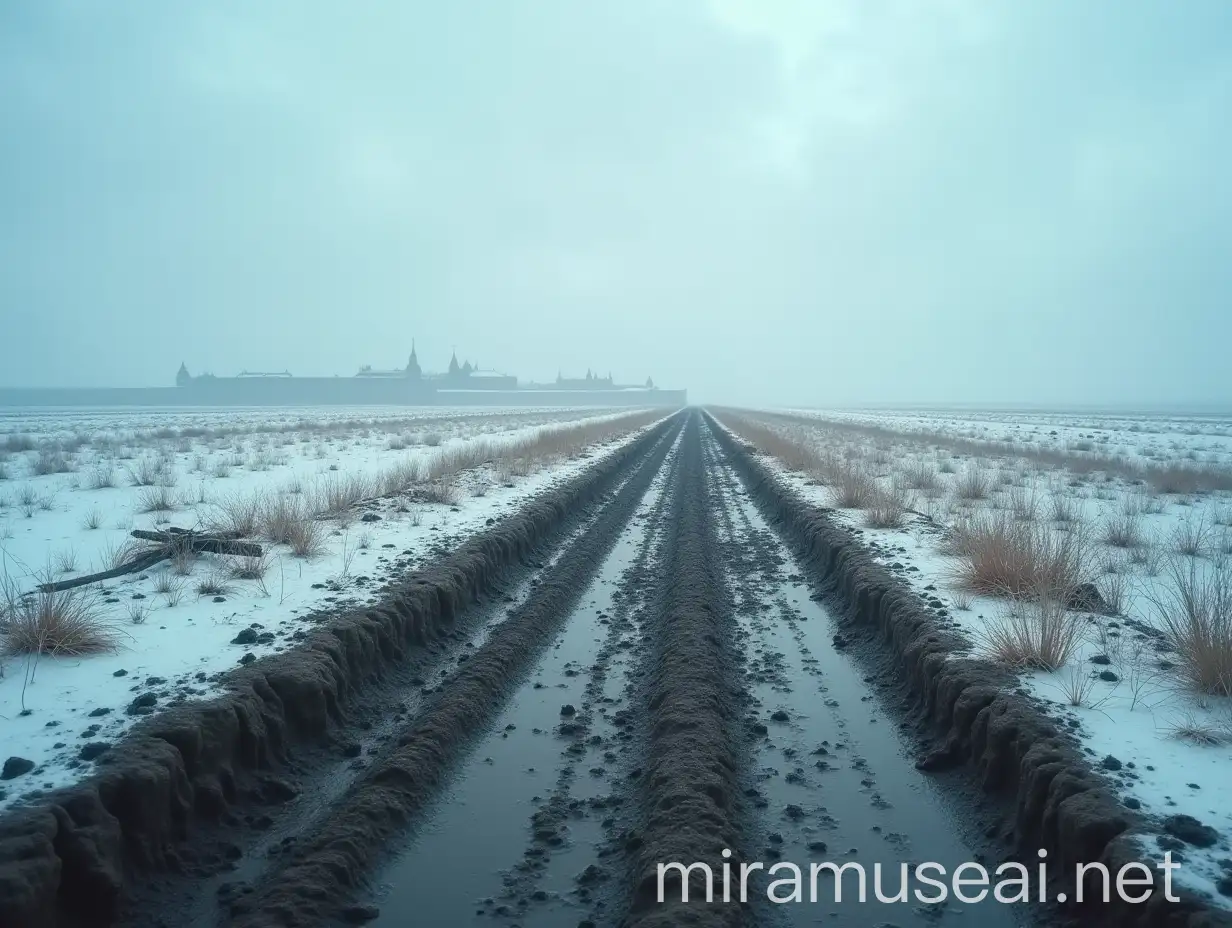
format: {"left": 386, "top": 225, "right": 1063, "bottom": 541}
{"left": 406, "top": 339, "right": 421, "bottom": 378}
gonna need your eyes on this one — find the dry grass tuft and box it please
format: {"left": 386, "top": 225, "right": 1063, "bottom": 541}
{"left": 948, "top": 511, "right": 1093, "bottom": 598}
{"left": 976, "top": 592, "right": 1084, "bottom": 671}
{"left": 230, "top": 551, "right": 270, "bottom": 580}
{"left": 53, "top": 547, "right": 80, "bottom": 575}
{"left": 261, "top": 495, "right": 308, "bottom": 545}
{"left": 703, "top": 413, "right": 819, "bottom": 475}
{"left": 137, "top": 484, "right": 178, "bottom": 513}
{"left": 312, "top": 473, "right": 373, "bottom": 519}
{"left": 1165, "top": 711, "right": 1232, "bottom": 745}
{"left": 1102, "top": 512, "right": 1143, "bottom": 549}
{"left": 33, "top": 448, "right": 74, "bottom": 476}
{"left": 421, "top": 478, "right": 458, "bottom": 506}
{"left": 865, "top": 482, "right": 909, "bottom": 528}
{"left": 1172, "top": 517, "right": 1213, "bottom": 558}
{"left": 287, "top": 518, "right": 327, "bottom": 558}
{"left": 1, "top": 579, "right": 120, "bottom": 657}
{"left": 379, "top": 459, "right": 424, "bottom": 497}
{"left": 209, "top": 493, "right": 263, "bottom": 537}
{"left": 1058, "top": 664, "right": 1100, "bottom": 706}
{"left": 950, "top": 587, "right": 974, "bottom": 611}
{"left": 126, "top": 456, "right": 175, "bottom": 488}
{"left": 1144, "top": 557, "right": 1232, "bottom": 696}
{"left": 831, "top": 465, "right": 876, "bottom": 509}
{"left": 1097, "top": 567, "right": 1128, "bottom": 615}
{"left": 194, "top": 572, "right": 234, "bottom": 598}
{"left": 902, "top": 460, "right": 939, "bottom": 491}
{"left": 956, "top": 466, "right": 991, "bottom": 500}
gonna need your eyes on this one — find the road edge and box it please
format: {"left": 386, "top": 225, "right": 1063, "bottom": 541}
{"left": 707, "top": 411, "right": 1232, "bottom": 928}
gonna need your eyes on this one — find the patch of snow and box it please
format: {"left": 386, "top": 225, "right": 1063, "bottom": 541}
{"left": 0, "top": 406, "right": 667, "bottom": 810}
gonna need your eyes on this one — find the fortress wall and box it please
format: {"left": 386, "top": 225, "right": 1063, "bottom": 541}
{"left": 0, "top": 384, "right": 687, "bottom": 409}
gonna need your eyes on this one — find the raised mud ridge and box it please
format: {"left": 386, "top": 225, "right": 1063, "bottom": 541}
{"left": 707, "top": 412, "right": 1232, "bottom": 928}
{"left": 0, "top": 413, "right": 681, "bottom": 928}
{"left": 620, "top": 415, "right": 747, "bottom": 928}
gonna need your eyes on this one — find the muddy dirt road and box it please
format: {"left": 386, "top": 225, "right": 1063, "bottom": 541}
{"left": 8, "top": 412, "right": 1047, "bottom": 928}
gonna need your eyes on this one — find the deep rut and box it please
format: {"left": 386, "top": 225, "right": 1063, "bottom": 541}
{"left": 705, "top": 430, "right": 1024, "bottom": 927}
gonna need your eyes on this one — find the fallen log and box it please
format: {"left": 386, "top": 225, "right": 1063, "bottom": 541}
{"left": 130, "top": 530, "right": 262, "bottom": 558}
{"left": 36, "top": 528, "right": 262, "bottom": 593}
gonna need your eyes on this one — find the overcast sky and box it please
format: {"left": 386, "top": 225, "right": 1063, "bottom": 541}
{"left": 2, "top": 1, "right": 1230, "bottom": 408}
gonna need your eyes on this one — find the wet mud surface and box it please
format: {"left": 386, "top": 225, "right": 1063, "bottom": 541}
{"left": 7, "top": 410, "right": 1157, "bottom": 927}
{"left": 704, "top": 437, "right": 1024, "bottom": 928}
{"left": 331, "top": 416, "right": 1027, "bottom": 928}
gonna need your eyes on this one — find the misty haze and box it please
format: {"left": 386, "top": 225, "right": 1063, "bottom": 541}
{"left": 2, "top": 3, "right": 1231, "bottom": 928}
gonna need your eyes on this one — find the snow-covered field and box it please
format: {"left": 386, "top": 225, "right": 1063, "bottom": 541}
{"left": 718, "top": 407, "right": 1232, "bottom": 901}
{"left": 0, "top": 405, "right": 665, "bottom": 810}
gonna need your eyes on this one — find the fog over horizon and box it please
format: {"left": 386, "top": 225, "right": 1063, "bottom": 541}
{"left": 2, "top": 1, "right": 1231, "bottom": 409}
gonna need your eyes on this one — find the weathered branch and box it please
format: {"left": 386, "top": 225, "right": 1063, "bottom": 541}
{"left": 36, "top": 550, "right": 171, "bottom": 593}
{"left": 35, "top": 528, "right": 263, "bottom": 593}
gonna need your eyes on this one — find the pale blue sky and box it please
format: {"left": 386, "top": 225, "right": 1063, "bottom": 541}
{"left": 2, "top": 1, "right": 1230, "bottom": 407}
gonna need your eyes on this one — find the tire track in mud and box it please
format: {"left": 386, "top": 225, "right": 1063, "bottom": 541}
{"left": 223, "top": 419, "right": 684, "bottom": 927}
{"left": 169, "top": 457, "right": 658, "bottom": 927}
{"left": 136, "top": 412, "right": 1044, "bottom": 928}
{"left": 613, "top": 414, "right": 749, "bottom": 928}
{"left": 705, "top": 425, "right": 1025, "bottom": 927}
{"left": 347, "top": 429, "right": 685, "bottom": 927}
{"left": 122, "top": 434, "right": 670, "bottom": 928}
